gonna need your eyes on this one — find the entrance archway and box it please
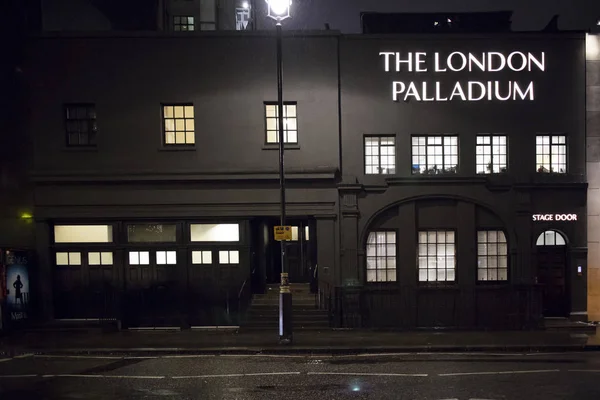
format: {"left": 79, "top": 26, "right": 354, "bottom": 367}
{"left": 536, "top": 230, "right": 568, "bottom": 317}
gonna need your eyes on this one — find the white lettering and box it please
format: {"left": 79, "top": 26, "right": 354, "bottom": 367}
{"left": 468, "top": 53, "right": 486, "bottom": 71}
{"left": 487, "top": 52, "right": 506, "bottom": 72}
{"left": 434, "top": 52, "right": 447, "bottom": 72}
{"left": 415, "top": 52, "right": 428, "bottom": 72}
{"left": 422, "top": 81, "right": 434, "bottom": 101}
{"left": 532, "top": 214, "right": 577, "bottom": 222}
{"left": 392, "top": 81, "right": 405, "bottom": 101}
{"left": 528, "top": 52, "right": 545, "bottom": 71}
{"left": 396, "top": 52, "right": 413, "bottom": 72}
{"left": 468, "top": 81, "right": 486, "bottom": 101}
{"left": 435, "top": 81, "right": 448, "bottom": 101}
{"left": 379, "top": 52, "right": 395, "bottom": 72}
{"left": 404, "top": 82, "right": 421, "bottom": 101}
{"left": 513, "top": 81, "right": 534, "bottom": 100}
{"left": 449, "top": 82, "right": 467, "bottom": 101}
{"left": 508, "top": 52, "right": 527, "bottom": 71}
{"left": 495, "top": 81, "right": 512, "bottom": 101}
{"left": 447, "top": 52, "right": 467, "bottom": 72}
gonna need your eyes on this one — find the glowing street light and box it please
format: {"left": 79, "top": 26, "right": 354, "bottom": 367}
{"left": 266, "top": 0, "right": 292, "bottom": 22}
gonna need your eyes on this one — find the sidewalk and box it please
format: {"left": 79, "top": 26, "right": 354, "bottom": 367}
{"left": 2, "top": 328, "right": 600, "bottom": 356}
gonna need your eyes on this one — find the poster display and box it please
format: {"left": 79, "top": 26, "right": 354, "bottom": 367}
{"left": 4, "top": 250, "right": 30, "bottom": 321}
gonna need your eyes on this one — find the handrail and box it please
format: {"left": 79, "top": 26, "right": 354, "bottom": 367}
{"left": 238, "top": 268, "right": 256, "bottom": 299}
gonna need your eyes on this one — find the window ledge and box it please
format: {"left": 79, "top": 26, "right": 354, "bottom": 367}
{"left": 262, "top": 144, "right": 301, "bottom": 150}
{"left": 62, "top": 147, "right": 98, "bottom": 152}
{"left": 158, "top": 146, "right": 197, "bottom": 152}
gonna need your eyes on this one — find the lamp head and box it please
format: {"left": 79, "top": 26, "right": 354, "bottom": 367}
{"left": 266, "top": 0, "right": 292, "bottom": 21}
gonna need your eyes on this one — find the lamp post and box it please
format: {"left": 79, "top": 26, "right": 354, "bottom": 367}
{"left": 266, "top": 0, "right": 293, "bottom": 344}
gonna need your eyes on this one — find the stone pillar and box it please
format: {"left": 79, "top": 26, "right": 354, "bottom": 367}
{"left": 339, "top": 185, "right": 361, "bottom": 287}
{"left": 587, "top": 33, "right": 600, "bottom": 321}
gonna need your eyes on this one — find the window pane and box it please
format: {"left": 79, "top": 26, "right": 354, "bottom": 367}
{"left": 191, "top": 224, "right": 240, "bottom": 242}
{"left": 219, "top": 250, "right": 229, "bottom": 264}
{"left": 69, "top": 252, "right": 81, "bottom": 265}
{"left": 101, "top": 252, "right": 113, "bottom": 265}
{"left": 229, "top": 251, "right": 240, "bottom": 264}
{"left": 291, "top": 226, "right": 299, "bottom": 241}
{"left": 140, "top": 252, "right": 150, "bottom": 265}
{"left": 192, "top": 251, "right": 203, "bottom": 264}
{"left": 202, "top": 251, "right": 212, "bottom": 264}
{"left": 54, "top": 225, "right": 113, "bottom": 243}
{"left": 127, "top": 224, "right": 177, "bottom": 243}
{"left": 56, "top": 252, "right": 69, "bottom": 265}
{"left": 129, "top": 252, "right": 139, "bottom": 265}
{"left": 166, "top": 251, "right": 177, "bottom": 265}
{"left": 156, "top": 251, "right": 166, "bottom": 265}
{"left": 88, "top": 252, "right": 101, "bottom": 266}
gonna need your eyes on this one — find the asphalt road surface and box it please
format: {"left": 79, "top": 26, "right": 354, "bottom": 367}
{"left": 1, "top": 352, "right": 600, "bottom": 399}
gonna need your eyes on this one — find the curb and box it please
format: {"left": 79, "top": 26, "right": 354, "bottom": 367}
{"left": 22, "top": 344, "right": 600, "bottom": 356}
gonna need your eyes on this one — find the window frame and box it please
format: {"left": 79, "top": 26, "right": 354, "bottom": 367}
{"left": 173, "top": 15, "right": 195, "bottom": 31}
{"left": 476, "top": 135, "right": 508, "bottom": 174}
{"left": 476, "top": 229, "right": 509, "bottom": 283}
{"left": 535, "top": 134, "right": 567, "bottom": 174}
{"left": 417, "top": 230, "right": 457, "bottom": 284}
{"left": 364, "top": 135, "right": 397, "bottom": 175}
{"left": 161, "top": 103, "right": 196, "bottom": 148}
{"left": 64, "top": 103, "right": 97, "bottom": 148}
{"left": 411, "top": 135, "right": 459, "bottom": 175}
{"left": 263, "top": 101, "right": 298, "bottom": 145}
{"left": 365, "top": 230, "right": 397, "bottom": 283}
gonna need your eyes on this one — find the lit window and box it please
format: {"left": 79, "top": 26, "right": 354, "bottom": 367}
{"left": 219, "top": 250, "right": 240, "bottom": 264}
{"left": 129, "top": 251, "right": 150, "bottom": 265}
{"left": 173, "top": 16, "right": 195, "bottom": 31}
{"left": 64, "top": 104, "right": 97, "bottom": 147}
{"left": 411, "top": 136, "right": 458, "bottom": 175}
{"left": 418, "top": 231, "right": 456, "bottom": 282}
{"left": 291, "top": 226, "right": 299, "bottom": 241}
{"left": 476, "top": 135, "right": 507, "bottom": 174}
{"left": 365, "top": 136, "right": 396, "bottom": 175}
{"left": 54, "top": 225, "right": 113, "bottom": 243}
{"left": 156, "top": 251, "right": 177, "bottom": 265}
{"left": 190, "top": 224, "right": 240, "bottom": 242}
{"left": 163, "top": 105, "right": 195, "bottom": 145}
{"left": 88, "top": 252, "right": 114, "bottom": 266}
{"left": 265, "top": 103, "right": 298, "bottom": 144}
{"left": 366, "top": 231, "right": 396, "bottom": 282}
{"left": 200, "top": 0, "right": 217, "bottom": 30}
{"left": 305, "top": 226, "right": 310, "bottom": 241}
{"left": 236, "top": 5, "right": 251, "bottom": 30}
{"left": 536, "top": 135, "right": 566, "bottom": 173}
{"left": 192, "top": 250, "right": 213, "bottom": 264}
{"left": 477, "top": 231, "right": 508, "bottom": 281}
{"left": 536, "top": 230, "right": 566, "bottom": 246}
{"left": 56, "top": 252, "right": 81, "bottom": 266}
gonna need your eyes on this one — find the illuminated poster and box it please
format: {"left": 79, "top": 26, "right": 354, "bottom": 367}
{"left": 5, "top": 250, "right": 30, "bottom": 321}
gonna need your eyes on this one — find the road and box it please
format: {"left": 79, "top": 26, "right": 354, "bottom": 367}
{"left": 1, "top": 352, "right": 600, "bottom": 399}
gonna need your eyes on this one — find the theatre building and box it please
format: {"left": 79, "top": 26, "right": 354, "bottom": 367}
{"left": 18, "top": 29, "right": 597, "bottom": 329}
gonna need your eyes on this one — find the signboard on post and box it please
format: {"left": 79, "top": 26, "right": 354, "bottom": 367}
{"left": 274, "top": 226, "right": 292, "bottom": 241}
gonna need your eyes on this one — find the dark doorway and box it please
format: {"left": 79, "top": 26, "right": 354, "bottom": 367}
{"left": 264, "top": 218, "right": 316, "bottom": 285}
{"left": 536, "top": 230, "right": 569, "bottom": 317}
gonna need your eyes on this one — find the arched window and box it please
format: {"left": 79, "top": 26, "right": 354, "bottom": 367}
{"left": 536, "top": 230, "right": 566, "bottom": 246}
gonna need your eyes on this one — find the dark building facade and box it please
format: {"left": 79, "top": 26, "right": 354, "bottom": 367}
{"left": 15, "top": 30, "right": 592, "bottom": 329}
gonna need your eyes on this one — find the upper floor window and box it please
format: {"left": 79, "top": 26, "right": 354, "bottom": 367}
{"left": 418, "top": 231, "right": 455, "bottom": 282}
{"left": 190, "top": 224, "right": 240, "bottom": 242}
{"left": 412, "top": 136, "right": 458, "bottom": 175}
{"left": 536, "top": 135, "right": 566, "bottom": 173}
{"left": 173, "top": 16, "right": 195, "bottom": 31}
{"left": 199, "top": 0, "right": 217, "bottom": 30}
{"left": 477, "top": 230, "right": 508, "bottom": 281}
{"left": 236, "top": 1, "right": 252, "bottom": 30}
{"left": 265, "top": 103, "right": 298, "bottom": 144}
{"left": 365, "top": 136, "right": 396, "bottom": 175}
{"left": 65, "top": 104, "right": 97, "bottom": 147}
{"left": 54, "top": 225, "right": 113, "bottom": 244}
{"left": 476, "top": 135, "right": 507, "bottom": 174}
{"left": 366, "top": 231, "right": 396, "bottom": 282}
{"left": 163, "top": 104, "right": 195, "bottom": 146}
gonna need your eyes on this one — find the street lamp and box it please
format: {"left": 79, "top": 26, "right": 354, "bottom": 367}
{"left": 266, "top": 0, "right": 293, "bottom": 344}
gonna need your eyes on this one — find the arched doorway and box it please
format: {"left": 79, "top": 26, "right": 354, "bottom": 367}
{"left": 536, "top": 230, "right": 568, "bottom": 317}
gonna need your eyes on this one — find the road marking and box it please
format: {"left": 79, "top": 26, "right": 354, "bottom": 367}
{"left": 161, "top": 355, "right": 215, "bottom": 359}
{"left": 36, "top": 355, "right": 124, "bottom": 360}
{"left": 172, "top": 372, "right": 301, "bottom": 379}
{"left": 0, "top": 374, "right": 38, "bottom": 378}
{"left": 439, "top": 369, "right": 560, "bottom": 377}
{"left": 307, "top": 372, "right": 428, "bottom": 377}
{"left": 13, "top": 353, "right": 33, "bottom": 359}
{"left": 0, "top": 358, "right": 12, "bottom": 363}
{"left": 48, "top": 374, "right": 165, "bottom": 379}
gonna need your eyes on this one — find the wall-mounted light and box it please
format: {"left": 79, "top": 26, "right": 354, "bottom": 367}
{"left": 242, "top": 1, "right": 249, "bottom": 9}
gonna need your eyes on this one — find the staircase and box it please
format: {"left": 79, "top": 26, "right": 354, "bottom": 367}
{"left": 242, "top": 283, "right": 330, "bottom": 331}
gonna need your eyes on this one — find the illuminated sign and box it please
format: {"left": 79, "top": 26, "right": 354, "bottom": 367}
{"left": 532, "top": 214, "right": 577, "bottom": 222}
{"left": 379, "top": 51, "right": 545, "bottom": 102}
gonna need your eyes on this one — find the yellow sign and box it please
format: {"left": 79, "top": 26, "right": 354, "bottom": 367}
{"left": 274, "top": 226, "right": 292, "bottom": 241}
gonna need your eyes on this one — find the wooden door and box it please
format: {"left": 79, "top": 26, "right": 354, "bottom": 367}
{"left": 538, "top": 247, "right": 568, "bottom": 317}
